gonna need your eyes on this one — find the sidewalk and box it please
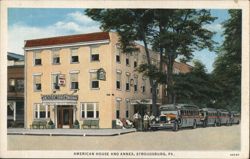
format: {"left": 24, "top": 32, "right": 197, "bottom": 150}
{"left": 7, "top": 128, "right": 136, "bottom": 136}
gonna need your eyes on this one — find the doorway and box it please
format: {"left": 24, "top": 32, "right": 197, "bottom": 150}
{"left": 57, "top": 105, "right": 73, "bottom": 128}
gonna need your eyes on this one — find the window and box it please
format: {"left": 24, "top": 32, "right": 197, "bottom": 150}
{"left": 126, "top": 54, "right": 130, "bottom": 66}
{"left": 70, "top": 73, "right": 79, "bottom": 90}
{"left": 116, "top": 71, "right": 122, "bottom": 90}
{"left": 34, "top": 51, "right": 42, "bottom": 65}
{"left": 7, "top": 102, "right": 15, "bottom": 120}
{"left": 134, "top": 53, "right": 138, "bottom": 68}
{"left": 52, "top": 74, "right": 60, "bottom": 90}
{"left": 16, "top": 79, "right": 24, "bottom": 92}
{"left": 142, "top": 78, "right": 146, "bottom": 93}
{"left": 33, "top": 75, "right": 42, "bottom": 91}
{"left": 81, "top": 103, "right": 99, "bottom": 119}
{"left": 34, "top": 104, "right": 50, "bottom": 119}
{"left": 125, "top": 99, "right": 130, "bottom": 118}
{"left": 71, "top": 48, "right": 79, "bottom": 63}
{"left": 8, "top": 79, "right": 15, "bottom": 92}
{"left": 116, "top": 99, "right": 121, "bottom": 119}
{"left": 90, "top": 71, "right": 99, "bottom": 89}
{"left": 126, "top": 73, "right": 130, "bottom": 91}
{"left": 52, "top": 49, "right": 60, "bottom": 64}
{"left": 134, "top": 76, "right": 138, "bottom": 92}
{"left": 116, "top": 44, "right": 121, "bottom": 63}
{"left": 91, "top": 45, "right": 100, "bottom": 61}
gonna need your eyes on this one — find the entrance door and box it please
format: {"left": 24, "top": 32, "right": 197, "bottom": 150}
{"left": 57, "top": 106, "right": 73, "bottom": 128}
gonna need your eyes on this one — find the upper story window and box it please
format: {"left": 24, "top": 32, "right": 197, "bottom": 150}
{"left": 134, "top": 53, "right": 138, "bottom": 68}
{"left": 125, "top": 73, "right": 130, "bottom": 91}
{"left": 90, "top": 71, "right": 99, "bottom": 89}
{"left": 52, "top": 74, "right": 60, "bottom": 90}
{"left": 116, "top": 71, "right": 122, "bottom": 90}
{"left": 70, "top": 72, "right": 79, "bottom": 90}
{"left": 34, "top": 51, "right": 42, "bottom": 65}
{"left": 142, "top": 77, "right": 146, "bottom": 93}
{"left": 90, "top": 45, "right": 100, "bottom": 61}
{"left": 33, "top": 74, "right": 42, "bottom": 91}
{"left": 134, "top": 76, "right": 138, "bottom": 92}
{"left": 52, "top": 49, "right": 60, "bottom": 64}
{"left": 126, "top": 54, "right": 130, "bottom": 66}
{"left": 8, "top": 79, "right": 16, "bottom": 92}
{"left": 116, "top": 44, "right": 121, "bottom": 63}
{"left": 71, "top": 48, "right": 79, "bottom": 63}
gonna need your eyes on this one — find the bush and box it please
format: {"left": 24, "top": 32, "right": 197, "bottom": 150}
{"left": 74, "top": 120, "right": 79, "bottom": 125}
{"left": 48, "top": 119, "right": 54, "bottom": 125}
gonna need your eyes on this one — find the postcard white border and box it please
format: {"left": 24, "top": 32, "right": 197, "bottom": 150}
{"left": 0, "top": 0, "right": 249, "bottom": 158}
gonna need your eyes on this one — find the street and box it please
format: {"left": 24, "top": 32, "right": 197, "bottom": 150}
{"left": 8, "top": 125, "right": 240, "bottom": 150}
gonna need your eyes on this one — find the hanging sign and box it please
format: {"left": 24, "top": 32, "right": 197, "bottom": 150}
{"left": 58, "top": 74, "right": 66, "bottom": 86}
{"left": 97, "top": 68, "right": 106, "bottom": 81}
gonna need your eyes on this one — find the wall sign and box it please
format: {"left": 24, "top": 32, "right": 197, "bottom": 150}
{"left": 97, "top": 68, "right": 106, "bottom": 81}
{"left": 41, "top": 94, "right": 78, "bottom": 101}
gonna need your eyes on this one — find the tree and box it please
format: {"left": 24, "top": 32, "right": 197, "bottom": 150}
{"left": 85, "top": 9, "right": 217, "bottom": 115}
{"left": 173, "top": 60, "right": 218, "bottom": 107}
{"left": 212, "top": 10, "right": 241, "bottom": 111}
{"left": 85, "top": 9, "right": 160, "bottom": 116}
{"left": 152, "top": 9, "right": 217, "bottom": 104}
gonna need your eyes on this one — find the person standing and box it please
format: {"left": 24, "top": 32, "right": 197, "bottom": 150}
{"left": 143, "top": 112, "right": 150, "bottom": 131}
{"left": 133, "top": 112, "right": 139, "bottom": 129}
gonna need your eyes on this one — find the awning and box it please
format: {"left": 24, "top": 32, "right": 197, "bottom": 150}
{"left": 42, "top": 101, "right": 77, "bottom": 105}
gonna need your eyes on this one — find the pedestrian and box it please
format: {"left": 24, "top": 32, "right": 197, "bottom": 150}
{"left": 143, "top": 112, "right": 150, "bottom": 131}
{"left": 133, "top": 111, "right": 140, "bottom": 129}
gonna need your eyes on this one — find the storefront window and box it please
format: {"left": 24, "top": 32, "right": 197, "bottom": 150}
{"left": 34, "top": 104, "right": 50, "bottom": 119}
{"left": 81, "top": 103, "right": 99, "bottom": 119}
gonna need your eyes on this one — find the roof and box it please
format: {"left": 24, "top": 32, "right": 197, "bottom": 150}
{"left": 24, "top": 32, "right": 110, "bottom": 48}
{"left": 7, "top": 52, "right": 24, "bottom": 61}
{"left": 173, "top": 61, "right": 193, "bottom": 73}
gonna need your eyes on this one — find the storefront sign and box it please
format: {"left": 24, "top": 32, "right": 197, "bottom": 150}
{"left": 41, "top": 94, "right": 78, "bottom": 101}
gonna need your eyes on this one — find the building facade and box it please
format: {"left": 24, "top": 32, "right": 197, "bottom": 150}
{"left": 24, "top": 32, "right": 165, "bottom": 128}
{"left": 7, "top": 52, "right": 25, "bottom": 127}
{"left": 24, "top": 32, "right": 192, "bottom": 129}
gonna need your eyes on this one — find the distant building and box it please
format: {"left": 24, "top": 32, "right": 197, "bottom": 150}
{"left": 7, "top": 52, "right": 25, "bottom": 127}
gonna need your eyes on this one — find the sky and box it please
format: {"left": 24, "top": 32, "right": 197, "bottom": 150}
{"left": 8, "top": 8, "right": 230, "bottom": 73}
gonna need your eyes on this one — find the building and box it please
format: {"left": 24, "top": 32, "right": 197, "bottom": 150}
{"left": 7, "top": 52, "right": 25, "bottom": 127}
{"left": 24, "top": 32, "right": 191, "bottom": 129}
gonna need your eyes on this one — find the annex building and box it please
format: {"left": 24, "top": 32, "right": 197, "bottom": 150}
{"left": 24, "top": 32, "right": 191, "bottom": 129}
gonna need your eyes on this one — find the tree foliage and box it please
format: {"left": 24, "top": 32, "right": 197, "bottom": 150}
{"left": 173, "top": 60, "right": 219, "bottom": 107}
{"left": 212, "top": 10, "right": 242, "bottom": 111}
